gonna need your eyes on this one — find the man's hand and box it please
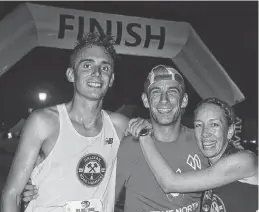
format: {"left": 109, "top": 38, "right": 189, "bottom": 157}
{"left": 125, "top": 118, "right": 152, "bottom": 138}
{"left": 232, "top": 141, "right": 244, "bottom": 150}
{"left": 22, "top": 179, "right": 38, "bottom": 209}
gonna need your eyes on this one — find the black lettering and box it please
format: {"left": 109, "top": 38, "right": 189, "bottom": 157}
{"left": 125, "top": 23, "right": 141, "bottom": 47}
{"left": 105, "top": 20, "right": 123, "bottom": 45}
{"left": 144, "top": 25, "right": 165, "bottom": 49}
{"left": 106, "top": 20, "right": 112, "bottom": 36}
{"left": 77, "top": 16, "right": 84, "bottom": 40}
{"left": 115, "top": 21, "right": 123, "bottom": 45}
{"left": 58, "top": 14, "right": 75, "bottom": 39}
{"left": 90, "top": 18, "right": 105, "bottom": 35}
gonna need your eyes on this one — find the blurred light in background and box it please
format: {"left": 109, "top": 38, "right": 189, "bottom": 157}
{"left": 38, "top": 92, "right": 47, "bottom": 102}
{"left": 7, "top": 132, "right": 12, "bottom": 139}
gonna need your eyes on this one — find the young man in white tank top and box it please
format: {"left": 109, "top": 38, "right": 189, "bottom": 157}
{"left": 1, "top": 32, "right": 149, "bottom": 212}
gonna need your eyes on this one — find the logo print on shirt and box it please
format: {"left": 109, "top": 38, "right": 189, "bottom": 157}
{"left": 77, "top": 154, "right": 106, "bottom": 187}
{"left": 81, "top": 201, "right": 90, "bottom": 208}
{"left": 201, "top": 191, "right": 226, "bottom": 212}
{"left": 202, "top": 190, "right": 213, "bottom": 212}
{"left": 166, "top": 168, "right": 184, "bottom": 201}
{"left": 105, "top": 137, "right": 113, "bottom": 144}
{"left": 210, "top": 194, "right": 226, "bottom": 212}
{"left": 187, "top": 154, "right": 201, "bottom": 170}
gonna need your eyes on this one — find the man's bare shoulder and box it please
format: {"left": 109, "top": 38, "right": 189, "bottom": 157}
{"left": 105, "top": 111, "right": 129, "bottom": 140}
{"left": 106, "top": 111, "right": 129, "bottom": 124}
{"left": 25, "top": 106, "right": 60, "bottom": 136}
{"left": 30, "top": 106, "right": 58, "bottom": 122}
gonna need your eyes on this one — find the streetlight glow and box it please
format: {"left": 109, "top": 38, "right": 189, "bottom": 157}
{"left": 7, "top": 132, "right": 12, "bottom": 139}
{"left": 39, "top": 92, "right": 47, "bottom": 102}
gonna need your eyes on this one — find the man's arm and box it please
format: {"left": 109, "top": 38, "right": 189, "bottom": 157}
{"left": 109, "top": 112, "right": 151, "bottom": 141}
{"left": 140, "top": 135, "right": 258, "bottom": 193}
{"left": 108, "top": 112, "right": 129, "bottom": 141}
{"left": 1, "top": 111, "right": 47, "bottom": 212}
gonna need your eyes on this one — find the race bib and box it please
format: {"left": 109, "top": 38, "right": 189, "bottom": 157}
{"left": 65, "top": 199, "right": 102, "bottom": 212}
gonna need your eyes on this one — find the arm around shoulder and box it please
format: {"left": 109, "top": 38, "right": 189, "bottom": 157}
{"left": 140, "top": 136, "right": 258, "bottom": 193}
{"left": 171, "top": 150, "right": 258, "bottom": 192}
{"left": 224, "top": 150, "right": 258, "bottom": 178}
{"left": 109, "top": 112, "right": 130, "bottom": 141}
{"left": 1, "top": 110, "right": 49, "bottom": 212}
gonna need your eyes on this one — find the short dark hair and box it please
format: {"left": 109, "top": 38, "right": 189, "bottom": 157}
{"left": 194, "top": 97, "right": 236, "bottom": 126}
{"left": 70, "top": 32, "right": 117, "bottom": 68}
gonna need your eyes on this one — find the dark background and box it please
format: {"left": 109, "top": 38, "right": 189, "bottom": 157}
{"left": 0, "top": 2, "right": 257, "bottom": 210}
{"left": 0, "top": 1, "right": 257, "bottom": 130}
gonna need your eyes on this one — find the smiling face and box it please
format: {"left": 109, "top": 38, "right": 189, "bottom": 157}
{"left": 194, "top": 103, "right": 234, "bottom": 161}
{"left": 142, "top": 79, "right": 188, "bottom": 125}
{"left": 142, "top": 65, "right": 187, "bottom": 126}
{"left": 67, "top": 45, "right": 114, "bottom": 101}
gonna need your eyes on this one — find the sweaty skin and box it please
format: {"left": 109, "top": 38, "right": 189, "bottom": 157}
{"left": 1, "top": 43, "right": 150, "bottom": 212}
{"left": 140, "top": 136, "right": 257, "bottom": 192}
{"left": 139, "top": 102, "right": 258, "bottom": 193}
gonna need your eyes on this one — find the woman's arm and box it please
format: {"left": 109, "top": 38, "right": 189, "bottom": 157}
{"left": 140, "top": 135, "right": 258, "bottom": 193}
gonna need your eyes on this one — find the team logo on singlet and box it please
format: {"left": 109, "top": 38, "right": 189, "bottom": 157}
{"left": 81, "top": 200, "right": 90, "bottom": 208}
{"left": 77, "top": 154, "right": 106, "bottom": 187}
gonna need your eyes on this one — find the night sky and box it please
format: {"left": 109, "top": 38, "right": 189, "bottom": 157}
{"left": 0, "top": 1, "right": 257, "bottom": 133}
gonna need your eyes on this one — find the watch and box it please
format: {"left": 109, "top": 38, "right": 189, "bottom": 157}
{"left": 139, "top": 128, "right": 150, "bottom": 136}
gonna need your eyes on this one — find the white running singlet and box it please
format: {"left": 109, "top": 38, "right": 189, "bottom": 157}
{"left": 25, "top": 104, "right": 120, "bottom": 212}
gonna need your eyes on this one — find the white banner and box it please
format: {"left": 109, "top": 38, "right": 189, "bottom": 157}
{"left": 28, "top": 3, "right": 189, "bottom": 58}
{"left": 0, "top": 3, "right": 244, "bottom": 105}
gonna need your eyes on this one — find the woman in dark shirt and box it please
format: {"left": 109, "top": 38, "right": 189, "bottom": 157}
{"left": 140, "top": 97, "right": 258, "bottom": 212}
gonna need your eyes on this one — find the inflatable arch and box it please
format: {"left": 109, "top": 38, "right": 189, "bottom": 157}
{"left": 0, "top": 3, "right": 244, "bottom": 105}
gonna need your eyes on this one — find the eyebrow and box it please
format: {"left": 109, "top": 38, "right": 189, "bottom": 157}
{"left": 168, "top": 87, "right": 181, "bottom": 92}
{"left": 194, "top": 118, "right": 222, "bottom": 122}
{"left": 77, "top": 59, "right": 112, "bottom": 65}
{"left": 149, "top": 87, "right": 160, "bottom": 92}
{"left": 208, "top": 119, "right": 221, "bottom": 122}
